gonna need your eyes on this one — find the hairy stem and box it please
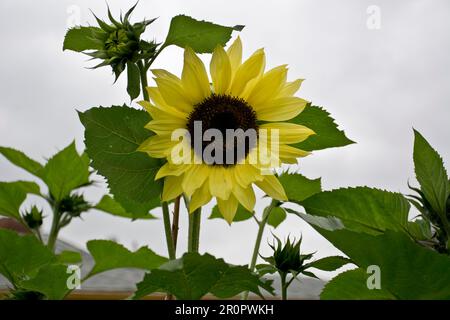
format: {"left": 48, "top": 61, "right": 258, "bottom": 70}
{"left": 47, "top": 205, "right": 60, "bottom": 251}
{"left": 171, "top": 196, "right": 181, "bottom": 255}
{"left": 188, "top": 208, "right": 201, "bottom": 253}
{"left": 242, "top": 199, "right": 279, "bottom": 300}
{"left": 162, "top": 202, "right": 176, "bottom": 260}
{"left": 280, "top": 273, "right": 288, "bottom": 300}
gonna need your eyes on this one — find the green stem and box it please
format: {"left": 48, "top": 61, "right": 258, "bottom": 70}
{"left": 162, "top": 202, "right": 176, "bottom": 260}
{"left": 280, "top": 273, "right": 288, "bottom": 300}
{"left": 188, "top": 208, "right": 201, "bottom": 253}
{"left": 47, "top": 205, "right": 60, "bottom": 251}
{"left": 249, "top": 199, "right": 279, "bottom": 271}
{"left": 242, "top": 199, "right": 279, "bottom": 300}
{"left": 137, "top": 60, "right": 149, "bottom": 101}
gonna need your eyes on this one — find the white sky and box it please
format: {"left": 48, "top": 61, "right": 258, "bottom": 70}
{"left": 1, "top": 0, "right": 449, "bottom": 279}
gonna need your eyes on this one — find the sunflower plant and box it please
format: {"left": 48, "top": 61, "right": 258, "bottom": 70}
{"left": 0, "top": 3, "right": 354, "bottom": 300}
{"left": 62, "top": 3, "right": 355, "bottom": 300}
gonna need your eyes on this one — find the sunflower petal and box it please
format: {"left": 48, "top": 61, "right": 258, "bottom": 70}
{"left": 259, "top": 123, "right": 315, "bottom": 144}
{"left": 182, "top": 165, "right": 209, "bottom": 197}
{"left": 138, "top": 136, "right": 176, "bottom": 158}
{"left": 230, "top": 48, "right": 265, "bottom": 97}
{"left": 255, "top": 175, "right": 288, "bottom": 201}
{"left": 154, "top": 78, "right": 193, "bottom": 113}
{"left": 217, "top": 195, "right": 239, "bottom": 224}
{"left": 279, "top": 79, "right": 304, "bottom": 97}
{"left": 247, "top": 65, "right": 288, "bottom": 107}
{"left": 162, "top": 176, "right": 183, "bottom": 201}
{"left": 190, "top": 182, "right": 212, "bottom": 213}
{"left": 232, "top": 184, "right": 256, "bottom": 212}
{"left": 208, "top": 167, "right": 232, "bottom": 200}
{"left": 210, "top": 46, "right": 232, "bottom": 94}
{"left": 156, "top": 162, "right": 189, "bottom": 180}
{"left": 227, "top": 36, "right": 243, "bottom": 74}
{"left": 256, "top": 97, "right": 308, "bottom": 121}
{"left": 182, "top": 47, "right": 211, "bottom": 103}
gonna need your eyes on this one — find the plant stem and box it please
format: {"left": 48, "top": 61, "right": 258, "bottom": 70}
{"left": 188, "top": 208, "right": 201, "bottom": 253}
{"left": 280, "top": 273, "right": 288, "bottom": 300}
{"left": 242, "top": 199, "right": 278, "bottom": 300}
{"left": 171, "top": 196, "right": 181, "bottom": 254}
{"left": 249, "top": 199, "right": 279, "bottom": 271}
{"left": 47, "top": 205, "right": 60, "bottom": 251}
{"left": 137, "top": 60, "right": 149, "bottom": 101}
{"left": 162, "top": 202, "right": 176, "bottom": 260}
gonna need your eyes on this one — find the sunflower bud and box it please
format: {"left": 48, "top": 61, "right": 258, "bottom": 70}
{"left": 57, "top": 194, "right": 90, "bottom": 218}
{"left": 86, "top": 4, "right": 158, "bottom": 80}
{"left": 22, "top": 206, "right": 43, "bottom": 229}
{"left": 263, "top": 235, "right": 313, "bottom": 275}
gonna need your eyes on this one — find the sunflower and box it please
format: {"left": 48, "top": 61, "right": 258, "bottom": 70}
{"left": 138, "top": 37, "right": 314, "bottom": 222}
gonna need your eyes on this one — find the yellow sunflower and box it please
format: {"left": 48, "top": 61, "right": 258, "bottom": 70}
{"left": 138, "top": 37, "right": 314, "bottom": 223}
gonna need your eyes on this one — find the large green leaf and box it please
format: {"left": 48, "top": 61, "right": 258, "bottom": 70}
{"left": 63, "top": 26, "right": 104, "bottom": 52}
{"left": 20, "top": 264, "right": 71, "bottom": 300}
{"left": 319, "top": 230, "right": 450, "bottom": 299}
{"left": 413, "top": 130, "right": 449, "bottom": 216}
{"left": 307, "top": 256, "right": 351, "bottom": 272}
{"left": 164, "top": 15, "right": 243, "bottom": 53}
{"left": 290, "top": 105, "right": 354, "bottom": 151}
{"left": 0, "top": 146, "right": 44, "bottom": 178}
{"left": 79, "top": 106, "right": 163, "bottom": 217}
{"left": 86, "top": 240, "right": 167, "bottom": 277}
{"left": 133, "top": 253, "right": 273, "bottom": 300}
{"left": 0, "top": 181, "right": 40, "bottom": 220}
{"left": 41, "top": 142, "right": 90, "bottom": 201}
{"left": 321, "top": 268, "right": 396, "bottom": 300}
{"left": 267, "top": 206, "right": 287, "bottom": 228}
{"left": 0, "top": 229, "right": 56, "bottom": 284}
{"left": 208, "top": 204, "right": 253, "bottom": 222}
{"left": 278, "top": 173, "right": 322, "bottom": 203}
{"left": 301, "top": 187, "right": 410, "bottom": 235}
{"left": 94, "top": 195, "right": 155, "bottom": 220}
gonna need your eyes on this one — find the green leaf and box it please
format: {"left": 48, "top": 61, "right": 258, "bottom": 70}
{"left": 164, "top": 15, "right": 243, "bottom": 53}
{"left": 94, "top": 195, "right": 155, "bottom": 220}
{"left": 63, "top": 26, "right": 104, "bottom": 52}
{"left": 267, "top": 206, "right": 287, "bottom": 228}
{"left": 208, "top": 204, "right": 253, "bottom": 222}
{"left": 86, "top": 240, "right": 167, "bottom": 277}
{"left": 0, "top": 146, "right": 44, "bottom": 178}
{"left": 133, "top": 253, "right": 273, "bottom": 300}
{"left": 407, "top": 219, "right": 432, "bottom": 241}
{"left": 290, "top": 105, "right": 354, "bottom": 151}
{"left": 278, "top": 173, "right": 322, "bottom": 203}
{"left": 308, "top": 256, "right": 351, "bottom": 272}
{"left": 12, "top": 180, "right": 41, "bottom": 195}
{"left": 0, "top": 181, "right": 40, "bottom": 220}
{"left": 126, "top": 62, "right": 141, "bottom": 101}
{"left": 79, "top": 106, "right": 163, "bottom": 218}
{"left": 321, "top": 268, "right": 396, "bottom": 300}
{"left": 286, "top": 208, "right": 345, "bottom": 231}
{"left": 41, "top": 142, "right": 90, "bottom": 201}
{"left": 0, "top": 229, "right": 56, "bottom": 284}
{"left": 301, "top": 187, "right": 410, "bottom": 235}
{"left": 20, "top": 264, "right": 71, "bottom": 300}
{"left": 57, "top": 251, "right": 82, "bottom": 264}
{"left": 413, "top": 130, "right": 449, "bottom": 216}
{"left": 319, "top": 230, "right": 450, "bottom": 299}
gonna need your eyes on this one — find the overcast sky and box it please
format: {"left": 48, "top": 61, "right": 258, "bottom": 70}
{"left": 1, "top": 0, "right": 449, "bottom": 279}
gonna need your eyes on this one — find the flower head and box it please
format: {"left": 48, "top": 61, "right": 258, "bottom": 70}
{"left": 139, "top": 37, "right": 314, "bottom": 222}
{"left": 22, "top": 206, "right": 43, "bottom": 229}
{"left": 87, "top": 4, "right": 158, "bottom": 80}
{"left": 263, "top": 235, "right": 313, "bottom": 275}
